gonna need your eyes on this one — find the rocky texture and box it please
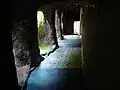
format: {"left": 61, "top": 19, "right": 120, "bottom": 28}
{"left": 27, "top": 10, "right": 43, "bottom": 68}
{"left": 38, "top": 7, "right": 59, "bottom": 46}
{"left": 12, "top": 20, "right": 33, "bottom": 87}
{"left": 17, "top": 65, "right": 30, "bottom": 86}
{"left": 12, "top": 9, "right": 44, "bottom": 86}
{"left": 12, "top": 20, "right": 31, "bottom": 68}
{"left": 55, "top": 9, "right": 64, "bottom": 40}
{"left": 40, "top": 7, "right": 58, "bottom": 47}
{"left": 51, "top": 8, "right": 59, "bottom": 47}
{"left": 12, "top": 9, "right": 43, "bottom": 67}
{"left": 55, "top": 10, "right": 61, "bottom": 38}
{"left": 39, "top": 19, "right": 55, "bottom": 45}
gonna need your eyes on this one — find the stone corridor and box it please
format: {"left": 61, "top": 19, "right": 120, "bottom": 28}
{"left": 25, "top": 35, "right": 84, "bottom": 90}
{"left": 3, "top": 1, "right": 120, "bottom": 89}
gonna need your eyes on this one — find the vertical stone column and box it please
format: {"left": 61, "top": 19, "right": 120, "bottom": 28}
{"left": 12, "top": 7, "right": 43, "bottom": 68}
{"left": 60, "top": 12, "right": 64, "bottom": 39}
{"left": 41, "top": 6, "right": 59, "bottom": 47}
{"left": 12, "top": 7, "right": 44, "bottom": 86}
{"left": 55, "top": 10, "right": 60, "bottom": 38}
{"left": 55, "top": 9, "right": 64, "bottom": 40}
{"left": 80, "top": 8, "right": 83, "bottom": 35}
{"left": 63, "top": 10, "right": 66, "bottom": 35}
{"left": 27, "top": 10, "right": 43, "bottom": 68}
{"left": 38, "top": 9, "right": 55, "bottom": 45}
{"left": 12, "top": 7, "right": 31, "bottom": 68}
{"left": 51, "top": 8, "right": 59, "bottom": 47}
{"left": 61, "top": 12, "right": 64, "bottom": 34}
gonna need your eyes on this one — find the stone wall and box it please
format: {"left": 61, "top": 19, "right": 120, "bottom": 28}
{"left": 82, "top": 1, "right": 120, "bottom": 89}
{"left": 12, "top": 6, "right": 43, "bottom": 86}
{"left": 12, "top": 20, "right": 31, "bottom": 67}
{"left": 39, "top": 19, "right": 55, "bottom": 45}
{"left": 39, "top": 5, "right": 57, "bottom": 45}
{"left": 55, "top": 10, "right": 61, "bottom": 38}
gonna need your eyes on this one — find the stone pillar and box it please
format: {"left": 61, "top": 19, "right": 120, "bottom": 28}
{"left": 12, "top": 9, "right": 42, "bottom": 68}
{"left": 12, "top": 6, "right": 31, "bottom": 68}
{"left": 82, "top": 1, "right": 120, "bottom": 89}
{"left": 55, "top": 10, "right": 60, "bottom": 38}
{"left": 38, "top": 10, "right": 55, "bottom": 45}
{"left": 12, "top": 5, "right": 45, "bottom": 86}
{"left": 51, "top": 8, "right": 59, "bottom": 47}
{"left": 80, "top": 8, "right": 83, "bottom": 35}
{"left": 55, "top": 9, "right": 64, "bottom": 40}
{"left": 40, "top": 6, "right": 58, "bottom": 47}
{"left": 63, "top": 10, "right": 66, "bottom": 35}
{"left": 27, "top": 10, "right": 43, "bottom": 68}
{"left": 12, "top": 7, "right": 45, "bottom": 86}
{"left": 61, "top": 12, "right": 64, "bottom": 35}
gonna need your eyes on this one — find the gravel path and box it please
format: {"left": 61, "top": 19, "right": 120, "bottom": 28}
{"left": 39, "top": 35, "right": 82, "bottom": 68}
{"left": 26, "top": 35, "right": 84, "bottom": 90}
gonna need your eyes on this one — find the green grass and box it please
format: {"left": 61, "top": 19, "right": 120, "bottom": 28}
{"left": 39, "top": 44, "right": 49, "bottom": 50}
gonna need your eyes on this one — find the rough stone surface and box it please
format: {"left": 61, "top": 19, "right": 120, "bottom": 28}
{"left": 51, "top": 8, "right": 59, "bottom": 46}
{"left": 40, "top": 6, "right": 58, "bottom": 46}
{"left": 12, "top": 14, "right": 43, "bottom": 86}
{"left": 55, "top": 10, "right": 61, "bottom": 38}
{"left": 39, "top": 19, "right": 55, "bottom": 45}
{"left": 12, "top": 20, "right": 31, "bottom": 68}
{"left": 17, "top": 65, "right": 30, "bottom": 86}
{"left": 12, "top": 9, "right": 42, "bottom": 68}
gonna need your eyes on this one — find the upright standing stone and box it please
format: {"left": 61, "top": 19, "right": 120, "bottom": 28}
{"left": 55, "top": 9, "right": 64, "bottom": 40}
